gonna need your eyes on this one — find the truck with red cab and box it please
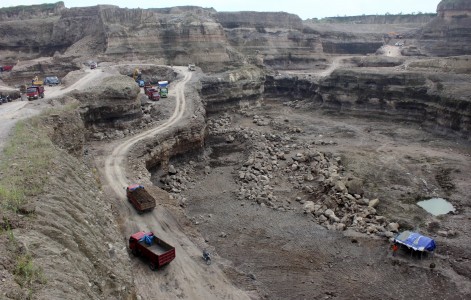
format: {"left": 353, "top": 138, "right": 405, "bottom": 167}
{"left": 129, "top": 231, "right": 176, "bottom": 270}
{"left": 0, "top": 65, "right": 13, "bottom": 72}
{"left": 126, "top": 184, "right": 156, "bottom": 214}
{"left": 148, "top": 90, "right": 160, "bottom": 101}
{"left": 26, "top": 86, "right": 45, "bottom": 100}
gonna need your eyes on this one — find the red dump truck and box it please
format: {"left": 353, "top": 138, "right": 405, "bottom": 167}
{"left": 126, "top": 184, "right": 156, "bottom": 214}
{"left": 26, "top": 86, "right": 45, "bottom": 100}
{"left": 129, "top": 231, "right": 176, "bottom": 270}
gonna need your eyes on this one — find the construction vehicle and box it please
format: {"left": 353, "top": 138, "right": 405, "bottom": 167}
{"left": 126, "top": 184, "right": 156, "bottom": 214}
{"left": 158, "top": 81, "right": 168, "bottom": 98}
{"left": 32, "top": 76, "right": 43, "bottom": 86}
{"left": 188, "top": 63, "right": 196, "bottom": 71}
{"left": 129, "top": 231, "right": 176, "bottom": 270}
{"left": 133, "top": 68, "right": 142, "bottom": 80}
{"left": 26, "top": 86, "right": 45, "bottom": 100}
{"left": 144, "top": 85, "right": 157, "bottom": 97}
{"left": 0, "top": 65, "right": 13, "bottom": 72}
{"left": 148, "top": 90, "right": 160, "bottom": 101}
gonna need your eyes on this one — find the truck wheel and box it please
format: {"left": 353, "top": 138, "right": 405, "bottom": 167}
{"left": 149, "top": 262, "right": 157, "bottom": 271}
{"left": 131, "top": 248, "right": 139, "bottom": 257}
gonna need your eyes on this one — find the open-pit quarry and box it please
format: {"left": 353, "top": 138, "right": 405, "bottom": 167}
{"left": 0, "top": 1, "right": 470, "bottom": 300}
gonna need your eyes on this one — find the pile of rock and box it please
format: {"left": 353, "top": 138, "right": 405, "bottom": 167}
{"left": 168, "top": 114, "right": 399, "bottom": 238}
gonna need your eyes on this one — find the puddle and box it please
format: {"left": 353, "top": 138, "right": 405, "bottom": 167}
{"left": 417, "top": 198, "right": 455, "bottom": 216}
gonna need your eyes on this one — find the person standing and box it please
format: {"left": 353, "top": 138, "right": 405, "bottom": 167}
{"left": 392, "top": 243, "right": 399, "bottom": 257}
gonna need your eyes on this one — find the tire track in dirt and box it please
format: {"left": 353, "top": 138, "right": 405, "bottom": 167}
{"left": 102, "top": 67, "right": 251, "bottom": 300}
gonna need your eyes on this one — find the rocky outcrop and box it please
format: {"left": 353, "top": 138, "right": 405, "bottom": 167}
{"left": 264, "top": 69, "right": 471, "bottom": 138}
{"left": 73, "top": 75, "right": 142, "bottom": 139}
{"left": 418, "top": 0, "right": 471, "bottom": 56}
{"left": 200, "top": 66, "right": 265, "bottom": 113}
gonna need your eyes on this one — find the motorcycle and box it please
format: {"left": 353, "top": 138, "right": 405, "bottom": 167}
{"left": 202, "top": 249, "right": 211, "bottom": 265}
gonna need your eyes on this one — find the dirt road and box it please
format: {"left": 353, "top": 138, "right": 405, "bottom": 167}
{"left": 0, "top": 68, "right": 104, "bottom": 152}
{"left": 101, "top": 66, "right": 251, "bottom": 300}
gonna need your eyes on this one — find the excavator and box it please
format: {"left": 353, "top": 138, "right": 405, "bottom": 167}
{"left": 133, "top": 68, "right": 141, "bottom": 80}
{"left": 133, "top": 68, "right": 145, "bottom": 87}
{"left": 32, "top": 75, "right": 43, "bottom": 86}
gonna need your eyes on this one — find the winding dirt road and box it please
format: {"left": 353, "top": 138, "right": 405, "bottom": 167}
{"left": 102, "top": 67, "right": 251, "bottom": 300}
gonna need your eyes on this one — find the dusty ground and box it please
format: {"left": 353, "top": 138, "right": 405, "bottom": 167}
{"left": 155, "top": 99, "right": 471, "bottom": 299}
{"left": 1, "top": 57, "right": 470, "bottom": 300}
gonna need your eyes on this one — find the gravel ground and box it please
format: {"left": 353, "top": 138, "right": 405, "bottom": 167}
{"left": 153, "top": 99, "right": 471, "bottom": 299}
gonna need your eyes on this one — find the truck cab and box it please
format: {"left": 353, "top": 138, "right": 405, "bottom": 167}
{"left": 149, "top": 91, "right": 160, "bottom": 101}
{"left": 158, "top": 81, "right": 169, "bottom": 98}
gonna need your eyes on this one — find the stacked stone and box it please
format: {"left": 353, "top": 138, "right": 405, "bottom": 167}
{"left": 181, "top": 114, "right": 400, "bottom": 238}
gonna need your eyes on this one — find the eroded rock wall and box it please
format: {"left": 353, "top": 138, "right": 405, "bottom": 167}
{"left": 418, "top": 0, "right": 471, "bottom": 56}
{"left": 100, "top": 6, "right": 231, "bottom": 71}
{"left": 73, "top": 75, "right": 142, "bottom": 139}
{"left": 200, "top": 66, "right": 265, "bottom": 113}
{"left": 264, "top": 70, "right": 471, "bottom": 137}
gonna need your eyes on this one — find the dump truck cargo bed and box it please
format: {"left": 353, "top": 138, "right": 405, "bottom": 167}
{"left": 129, "top": 231, "right": 176, "bottom": 270}
{"left": 126, "top": 184, "right": 156, "bottom": 214}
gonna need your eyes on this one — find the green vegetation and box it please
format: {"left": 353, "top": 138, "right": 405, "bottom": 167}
{"left": 14, "top": 253, "right": 46, "bottom": 288}
{"left": 0, "top": 117, "right": 56, "bottom": 213}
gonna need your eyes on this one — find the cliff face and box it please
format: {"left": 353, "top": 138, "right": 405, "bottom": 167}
{"left": 0, "top": 5, "right": 106, "bottom": 59}
{"left": 99, "top": 6, "right": 230, "bottom": 71}
{"left": 200, "top": 66, "right": 265, "bottom": 113}
{"left": 2, "top": 3, "right": 469, "bottom": 73}
{"left": 419, "top": 0, "right": 471, "bottom": 56}
{"left": 264, "top": 68, "right": 471, "bottom": 137}
{"left": 73, "top": 75, "right": 142, "bottom": 139}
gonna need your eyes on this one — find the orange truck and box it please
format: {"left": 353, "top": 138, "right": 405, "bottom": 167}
{"left": 129, "top": 231, "right": 176, "bottom": 270}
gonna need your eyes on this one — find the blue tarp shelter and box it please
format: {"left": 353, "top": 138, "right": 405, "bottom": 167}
{"left": 394, "top": 231, "right": 436, "bottom": 252}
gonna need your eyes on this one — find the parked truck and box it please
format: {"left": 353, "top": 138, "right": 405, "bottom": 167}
{"left": 26, "top": 86, "right": 45, "bottom": 100}
{"left": 0, "top": 65, "right": 13, "bottom": 72}
{"left": 126, "top": 184, "right": 156, "bottom": 214}
{"left": 158, "top": 81, "right": 168, "bottom": 98}
{"left": 129, "top": 231, "right": 176, "bottom": 270}
{"left": 188, "top": 63, "right": 196, "bottom": 71}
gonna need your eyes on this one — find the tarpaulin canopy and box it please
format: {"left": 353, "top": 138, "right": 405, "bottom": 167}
{"left": 158, "top": 81, "right": 168, "bottom": 87}
{"left": 128, "top": 184, "right": 144, "bottom": 191}
{"left": 394, "top": 231, "right": 436, "bottom": 252}
{"left": 139, "top": 233, "right": 154, "bottom": 246}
